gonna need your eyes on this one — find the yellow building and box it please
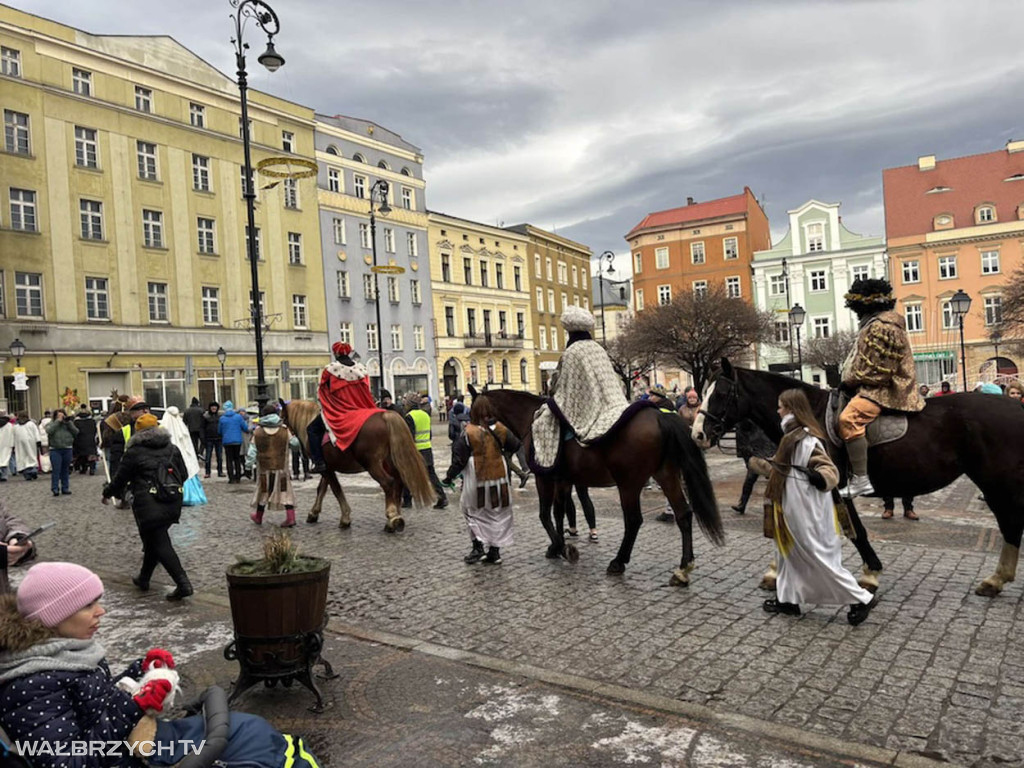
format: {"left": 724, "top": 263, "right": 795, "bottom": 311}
{"left": 504, "top": 224, "right": 592, "bottom": 393}
{"left": 0, "top": 6, "right": 327, "bottom": 416}
{"left": 427, "top": 212, "right": 535, "bottom": 395}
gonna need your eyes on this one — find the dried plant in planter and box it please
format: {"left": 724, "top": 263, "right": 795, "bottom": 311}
{"left": 229, "top": 531, "right": 327, "bottom": 576}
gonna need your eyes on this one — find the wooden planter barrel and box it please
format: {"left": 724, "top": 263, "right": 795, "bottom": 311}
{"left": 224, "top": 562, "right": 336, "bottom": 712}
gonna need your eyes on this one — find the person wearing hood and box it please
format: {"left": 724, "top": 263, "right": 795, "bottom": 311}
{"left": 218, "top": 400, "right": 249, "bottom": 484}
{"left": 159, "top": 406, "right": 206, "bottom": 506}
{"left": 202, "top": 400, "right": 224, "bottom": 478}
{"left": 72, "top": 403, "right": 99, "bottom": 475}
{"left": 248, "top": 406, "right": 297, "bottom": 528}
{"left": 102, "top": 414, "right": 192, "bottom": 601}
{"left": 183, "top": 396, "right": 205, "bottom": 456}
{"left": 12, "top": 410, "right": 40, "bottom": 480}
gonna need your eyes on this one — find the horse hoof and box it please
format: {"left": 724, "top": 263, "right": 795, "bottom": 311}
{"left": 546, "top": 545, "right": 562, "bottom": 559}
{"left": 975, "top": 580, "right": 1002, "bottom": 597}
{"left": 338, "top": 520, "right": 351, "bottom": 529}
{"left": 563, "top": 543, "right": 579, "bottom": 564}
{"left": 670, "top": 563, "right": 695, "bottom": 587}
{"left": 759, "top": 576, "right": 777, "bottom": 591}
{"left": 606, "top": 560, "right": 625, "bottom": 575}
{"left": 393, "top": 517, "right": 405, "bottom": 533}
{"left": 384, "top": 516, "right": 405, "bottom": 533}
{"left": 306, "top": 515, "right": 319, "bottom": 524}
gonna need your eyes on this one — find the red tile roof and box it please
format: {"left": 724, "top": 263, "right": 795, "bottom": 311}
{"left": 883, "top": 146, "right": 1024, "bottom": 240}
{"left": 627, "top": 188, "right": 751, "bottom": 238}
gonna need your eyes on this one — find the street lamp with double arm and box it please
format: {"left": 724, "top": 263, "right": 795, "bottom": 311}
{"left": 597, "top": 250, "right": 615, "bottom": 345}
{"left": 368, "top": 179, "right": 392, "bottom": 396}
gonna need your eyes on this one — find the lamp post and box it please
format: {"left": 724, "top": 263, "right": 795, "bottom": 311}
{"left": 216, "top": 347, "right": 227, "bottom": 401}
{"left": 368, "top": 179, "right": 391, "bottom": 397}
{"left": 992, "top": 329, "right": 1002, "bottom": 373}
{"left": 950, "top": 288, "right": 972, "bottom": 391}
{"left": 789, "top": 303, "right": 806, "bottom": 381}
{"left": 9, "top": 338, "right": 25, "bottom": 412}
{"left": 597, "top": 250, "right": 615, "bottom": 345}
{"left": 230, "top": 0, "right": 285, "bottom": 413}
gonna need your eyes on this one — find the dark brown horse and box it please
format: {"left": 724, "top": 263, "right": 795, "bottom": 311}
{"left": 693, "top": 359, "right": 1024, "bottom": 597}
{"left": 468, "top": 386, "right": 723, "bottom": 585}
{"left": 281, "top": 400, "right": 434, "bottom": 532}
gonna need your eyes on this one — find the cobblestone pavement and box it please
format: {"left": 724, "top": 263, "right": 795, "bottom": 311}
{"left": 7, "top": 429, "right": 1023, "bottom": 767}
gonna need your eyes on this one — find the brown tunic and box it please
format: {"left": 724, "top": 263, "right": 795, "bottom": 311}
{"left": 254, "top": 426, "right": 290, "bottom": 471}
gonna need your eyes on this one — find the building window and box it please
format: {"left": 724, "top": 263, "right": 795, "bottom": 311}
{"left": 558, "top": 262, "right": 567, "bottom": 284}
{"left": 501, "top": 359, "right": 510, "bottom": 383}
{"left": 15, "top": 272, "right": 42, "bottom": 317}
{"left": 977, "top": 206, "right": 995, "bottom": 223}
{"left": 353, "top": 174, "right": 366, "bottom": 198}
{"left": 658, "top": 284, "right": 672, "bottom": 305}
{"left": 469, "top": 360, "right": 479, "bottom": 384}
{"left": 655, "top": 247, "right": 669, "bottom": 269}
{"left": 390, "top": 324, "right": 403, "bottom": 351}
{"left": 724, "top": 237, "right": 739, "bottom": 260}
{"left": 902, "top": 260, "right": 920, "bottom": 284}
{"left": 10, "top": 188, "right": 37, "bottom": 231}
{"left": 332, "top": 217, "right": 346, "bottom": 245}
{"left": 938, "top": 255, "right": 957, "bottom": 280}
{"left": 189, "top": 102, "right": 205, "bottom": 127}
{"left": 192, "top": 154, "right": 211, "bottom": 191}
{"left": 359, "top": 223, "right": 370, "bottom": 249}
{"left": 401, "top": 186, "right": 413, "bottom": 210}
{"left": 520, "top": 358, "right": 528, "bottom": 384}
{"left": 516, "top": 312, "right": 525, "bottom": 338}
{"left": 550, "top": 329, "right": 558, "bottom": 352}
{"left": 536, "top": 287, "right": 544, "bottom": 311}
{"left": 514, "top": 266, "right": 522, "bottom": 291}
{"left": 292, "top": 295, "right": 308, "bottom": 328}
{"left": 939, "top": 301, "right": 956, "bottom": 330}
{"left": 561, "top": 291, "right": 568, "bottom": 311}
{"left": 809, "top": 269, "right": 828, "bottom": 292}
{"left": 547, "top": 289, "right": 555, "bottom": 314}
{"left": 813, "top": 317, "right": 831, "bottom": 338}
{"left": 79, "top": 199, "right": 103, "bottom": 240}
{"left": 466, "top": 308, "right": 477, "bottom": 337}
{"left": 535, "top": 254, "right": 542, "bottom": 277}
{"left": 635, "top": 289, "right": 644, "bottom": 310}
{"left": 985, "top": 296, "right": 1003, "bottom": 326}
{"left": 634, "top": 252, "right": 642, "bottom": 273}
{"left": 464, "top": 257, "right": 473, "bottom": 285}
{"left": 240, "top": 166, "right": 257, "bottom": 200}
{"left": 136, "top": 141, "right": 158, "bottom": 180}
{"left": 4, "top": 110, "right": 30, "bottom": 155}
{"left": 72, "top": 68, "right": 91, "bottom": 96}
{"left": 362, "top": 274, "right": 376, "bottom": 301}
{"left": 147, "top": 282, "right": 169, "bottom": 322}
{"left": 692, "top": 280, "right": 708, "bottom": 298}
{"left": 539, "top": 326, "right": 548, "bottom": 351}
{"left": 546, "top": 257, "right": 553, "bottom": 280}
{"left": 336, "top": 270, "right": 350, "bottom": 299}
{"left": 480, "top": 261, "right": 489, "bottom": 288}
{"left": 287, "top": 232, "right": 302, "bottom": 265}
{"left": 763, "top": 274, "right": 785, "bottom": 297}
{"left": 806, "top": 222, "right": 824, "bottom": 252}
{"left": 134, "top": 86, "right": 152, "bottom": 113}
{"left": 851, "top": 265, "right": 870, "bottom": 283}
{"left": 282, "top": 131, "right": 294, "bottom": 152}
{"left": 1, "top": 47, "right": 20, "bottom": 77}
{"left": 725, "top": 276, "right": 741, "bottom": 298}
{"left": 245, "top": 225, "right": 261, "bottom": 260}
{"left": 413, "top": 325, "right": 425, "bottom": 351}
{"left": 328, "top": 167, "right": 341, "bottom": 192}
{"left": 338, "top": 321, "right": 352, "bottom": 345}
{"left": 406, "top": 231, "right": 418, "bottom": 257}
{"left": 84, "top": 277, "right": 109, "bottom": 320}
{"left": 580, "top": 271, "right": 587, "bottom": 290}
{"left": 283, "top": 178, "right": 298, "bottom": 208}
{"left": 238, "top": 117, "right": 251, "bottom": 139}
{"left": 384, "top": 227, "right": 395, "bottom": 253}
{"left": 201, "top": 286, "right": 220, "bottom": 325}
{"left": 773, "top": 320, "right": 789, "bottom": 343}
{"left": 905, "top": 303, "right": 923, "bottom": 332}
{"left": 571, "top": 265, "right": 578, "bottom": 287}
{"left": 445, "top": 306, "right": 455, "bottom": 336}
{"left": 410, "top": 279, "right": 421, "bottom": 304}
{"left": 142, "top": 210, "right": 163, "bottom": 247}
{"left": 387, "top": 276, "right": 400, "bottom": 303}
{"left": 691, "top": 242, "right": 706, "bottom": 264}
{"left": 495, "top": 263, "right": 504, "bottom": 290}
{"left": 981, "top": 250, "right": 1000, "bottom": 275}
{"left": 74, "top": 127, "right": 98, "bottom": 168}
{"left": 249, "top": 291, "right": 266, "bottom": 320}
{"left": 441, "top": 253, "right": 451, "bottom": 282}
{"left": 366, "top": 323, "right": 378, "bottom": 350}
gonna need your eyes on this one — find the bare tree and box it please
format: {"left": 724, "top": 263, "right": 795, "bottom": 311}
{"left": 998, "top": 264, "right": 1024, "bottom": 340}
{"left": 802, "top": 330, "right": 857, "bottom": 387}
{"left": 624, "top": 284, "right": 775, "bottom": 394}
{"left": 605, "top": 324, "right": 656, "bottom": 398}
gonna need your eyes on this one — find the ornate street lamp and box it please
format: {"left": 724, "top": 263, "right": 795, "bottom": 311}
{"left": 368, "top": 179, "right": 392, "bottom": 396}
{"left": 597, "top": 250, "right": 615, "bottom": 345}
{"left": 992, "top": 328, "right": 1002, "bottom": 373}
{"left": 950, "top": 288, "right": 972, "bottom": 391}
{"left": 230, "top": 0, "right": 284, "bottom": 412}
{"left": 789, "top": 303, "right": 806, "bottom": 381}
{"left": 9, "top": 338, "right": 24, "bottom": 367}
{"left": 216, "top": 346, "right": 227, "bottom": 400}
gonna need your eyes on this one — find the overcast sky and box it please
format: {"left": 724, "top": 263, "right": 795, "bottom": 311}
{"left": 18, "top": 0, "right": 1024, "bottom": 274}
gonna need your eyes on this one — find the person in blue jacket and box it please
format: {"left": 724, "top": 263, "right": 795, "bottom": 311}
{"left": 218, "top": 401, "right": 250, "bottom": 484}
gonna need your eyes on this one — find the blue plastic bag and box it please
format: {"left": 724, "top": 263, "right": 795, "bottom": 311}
{"left": 183, "top": 474, "right": 207, "bottom": 506}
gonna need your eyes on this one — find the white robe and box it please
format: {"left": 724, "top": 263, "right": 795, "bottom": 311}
{"left": 0, "top": 423, "right": 14, "bottom": 466}
{"left": 159, "top": 407, "right": 201, "bottom": 479}
{"left": 776, "top": 435, "right": 874, "bottom": 607}
{"left": 12, "top": 421, "right": 40, "bottom": 472}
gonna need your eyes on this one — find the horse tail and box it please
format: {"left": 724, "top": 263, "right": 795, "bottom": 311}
{"left": 658, "top": 412, "right": 724, "bottom": 546}
{"left": 383, "top": 411, "right": 434, "bottom": 507}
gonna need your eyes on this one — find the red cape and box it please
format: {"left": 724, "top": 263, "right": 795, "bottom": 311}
{"left": 318, "top": 363, "right": 383, "bottom": 451}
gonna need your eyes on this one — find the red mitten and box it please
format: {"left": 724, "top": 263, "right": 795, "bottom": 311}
{"left": 133, "top": 678, "right": 173, "bottom": 713}
{"left": 143, "top": 648, "right": 175, "bottom": 671}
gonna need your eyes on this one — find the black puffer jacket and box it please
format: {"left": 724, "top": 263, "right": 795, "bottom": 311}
{"left": 201, "top": 407, "right": 221, "bottom": 441}
{"left": 73, "top": 413, "right": 98, "bottom": 458}
{"left": 103, "top": 428, "right": 187, "bottom": 532}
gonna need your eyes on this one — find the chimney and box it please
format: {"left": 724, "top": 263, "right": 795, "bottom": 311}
{"left": 686, "top": 197, "right": 696, "bottom": 206}
{"left": 1007, "top": 139, "right": 1024, "bottom": 154}
{"left": 918, "top": 155, "right": 936, "bottom": 171}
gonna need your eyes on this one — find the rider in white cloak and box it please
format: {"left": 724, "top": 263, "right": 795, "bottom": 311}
{"left": 532, "top": 306, "right": 630, "bottom": 469}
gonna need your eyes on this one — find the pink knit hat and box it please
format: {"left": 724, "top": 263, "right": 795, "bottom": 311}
{"left": 17, "top": 562, "right": 104, "bottom": 627}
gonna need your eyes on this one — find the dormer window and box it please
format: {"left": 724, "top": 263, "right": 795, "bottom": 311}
{"left": 976, "top": 205, "right": 996, "bottom": 224}
{"left": 1004, "top": 173, "right": 1024, "bottom": 182}
{"left": 933, "top": 214, "right": 954, "bottom": 231}
{"left": 925, "top": 186, "right": 952, "bottom": 194}
{"left": 805, "top": 222, "right": 824, "bottom": 252}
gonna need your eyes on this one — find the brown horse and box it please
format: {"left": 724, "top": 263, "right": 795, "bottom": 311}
{"left": 280, "top": 400, "right": 434, "bottom": 532}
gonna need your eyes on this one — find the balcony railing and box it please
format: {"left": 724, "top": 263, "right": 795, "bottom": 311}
{"left": 463, "top": 333, "right": 524, "bottom": 349}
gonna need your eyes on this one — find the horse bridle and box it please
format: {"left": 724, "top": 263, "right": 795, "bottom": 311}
{"left": 699, "top": 374, "right": 740, "bottom": 443}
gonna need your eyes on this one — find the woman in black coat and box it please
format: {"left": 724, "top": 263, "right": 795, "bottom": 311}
{"left": 102, "top": 414, "right": 192, "bottom": 600}
{"left": 72, "top": 405, "right": 99, "bottom": 474}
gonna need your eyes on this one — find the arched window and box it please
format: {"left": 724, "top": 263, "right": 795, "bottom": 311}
{"left": 377, "top": 160, "right": 390, "bottom": 170}
{"left": 325, "top": 145, "right": 339, "bottom": 156}
{"left": 486, "top": 360, "right": 495, "bottom": 384}
{"left": 520, "top": 358, "right": 528, "bottom": 384}
{"left": 976, "top": 205, "right": 996, "bottom": 224}
{"left": 469, "top": 360, "right": 478, "bottom": 384}
{"left": 501, "top": 359, "right": 510, "bottom": 383}
{"left": 400, "top": 167, "right": 412, "bottom": 176}
{"left": 353, "top": 153, "right": 366, "bottom": 163}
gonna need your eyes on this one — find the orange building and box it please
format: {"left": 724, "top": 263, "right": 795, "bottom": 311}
{"left": 625, "top": 188, "right": 771, "bottom": 312}
{"left": 883, "top": 143, "right": 1024, "bottom": 389}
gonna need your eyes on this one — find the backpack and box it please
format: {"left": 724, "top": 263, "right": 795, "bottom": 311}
{"left": 152, "top": 460, "right": 184, "bottom": 504}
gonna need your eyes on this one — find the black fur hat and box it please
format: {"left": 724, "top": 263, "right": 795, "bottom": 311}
{"left": 845, "top": 278, "right": 895, "bottom": 311}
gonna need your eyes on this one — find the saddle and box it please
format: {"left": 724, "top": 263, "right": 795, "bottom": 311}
{"left": 825, "top": 389, "right": 908, "bottom": 449}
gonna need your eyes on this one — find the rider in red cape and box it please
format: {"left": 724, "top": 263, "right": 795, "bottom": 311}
{"left": 307, "top": 342, "right": 383, "bottom": 473}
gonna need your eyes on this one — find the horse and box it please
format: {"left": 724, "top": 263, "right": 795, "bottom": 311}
{"left": 280, "top": 400, "right": 435, "bottom": 532}
{"left": 692, "top": 359, "right": 1024, "bottom": 597}
{"left": 468, "top": 385, "right": 723, "bottom": 586}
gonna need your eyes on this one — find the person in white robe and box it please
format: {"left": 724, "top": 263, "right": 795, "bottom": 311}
{"left": 0, "top": 413, "right": 15, "bottom": 481}
{"left": 12, "top": 412, "right": 40, "bottom": 480}
{"left": 751, "top": 389, "right": 878, "bottom": 626}
{"left": 159, "top": 406, "right": 207, "bottom": 506}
